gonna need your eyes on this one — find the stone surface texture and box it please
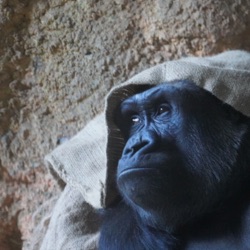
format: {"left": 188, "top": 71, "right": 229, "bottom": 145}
{"left": 0, "top": 0, "right": 250, "bottom": 249}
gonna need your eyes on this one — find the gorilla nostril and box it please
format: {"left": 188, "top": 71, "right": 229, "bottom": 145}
{"left": 132, "top": 141, "right": 148, "bottom": 154}
{"left": 124, "top": 140, "right": 150, "bottom": 157}
{"left": 124, "top": 147, "right": 133, "bottom": 156}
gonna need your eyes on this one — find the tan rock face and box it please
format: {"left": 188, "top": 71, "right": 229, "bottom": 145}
{"left": 0, "top": 0, "right": 250, "bottom": 248}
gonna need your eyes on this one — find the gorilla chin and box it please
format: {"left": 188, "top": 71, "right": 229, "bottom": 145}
{"left": 117, "top": 166, "right": 162, "bottom": 207}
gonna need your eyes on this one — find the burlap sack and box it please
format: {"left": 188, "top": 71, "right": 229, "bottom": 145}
{"left": 39, "top": 185, "right": 100, "bottom": 250}
{"left": 39, "top": 50, "right": 250, "bottom": 250}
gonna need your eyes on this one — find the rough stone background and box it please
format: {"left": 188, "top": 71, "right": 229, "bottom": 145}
{"left": 0, "top": 0, "right": 250, "bottom": 249}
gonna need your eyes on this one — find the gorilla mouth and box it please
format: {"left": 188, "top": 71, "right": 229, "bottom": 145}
{"left": 119, "top": 167, "right": 159, "bottom": 176}
{"left": 118, "top": 152, "right": 170, "bottom": 178}
{"left": 118, "top": 167, "right": 161, "bottom": 180}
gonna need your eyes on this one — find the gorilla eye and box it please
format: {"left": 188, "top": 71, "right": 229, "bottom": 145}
{"left": 157, "top": 104, "right": 171, "bottom": 115}
{"left": 131, "top": 115, "right": 141, "bottom": 125}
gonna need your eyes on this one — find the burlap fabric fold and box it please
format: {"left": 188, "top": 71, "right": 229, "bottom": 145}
{"left": 39, "top": 50, "right": 250, "bottom": 250}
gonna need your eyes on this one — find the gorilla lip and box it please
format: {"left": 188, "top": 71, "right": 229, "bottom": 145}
{"left": 118, "top": 167, "right": 159, "bottom": 177}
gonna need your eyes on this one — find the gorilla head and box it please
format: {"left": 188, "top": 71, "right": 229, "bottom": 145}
{"left": 100, "top": 80, "right": 250, "bottom": 249}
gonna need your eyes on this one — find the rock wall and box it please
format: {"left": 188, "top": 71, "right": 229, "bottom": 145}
{"left": 0, "top": 0, "right": 250, "bottom": 249}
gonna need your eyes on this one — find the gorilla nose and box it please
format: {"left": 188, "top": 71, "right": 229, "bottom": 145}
{"left": 123, "top": 130, "right": 159, "bottom": 157}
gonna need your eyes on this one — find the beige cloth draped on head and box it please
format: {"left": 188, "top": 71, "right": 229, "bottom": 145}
{"left": 38, "top": 50, "right": 250, "bottom": 250}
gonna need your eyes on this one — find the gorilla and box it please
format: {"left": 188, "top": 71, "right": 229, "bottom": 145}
{"left": 99, "top": 80, "right": 250, "bottom": 250}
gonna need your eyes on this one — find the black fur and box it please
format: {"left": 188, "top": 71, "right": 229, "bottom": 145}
{"left": 99, "top": 81, "right": 250, "bottom": 249}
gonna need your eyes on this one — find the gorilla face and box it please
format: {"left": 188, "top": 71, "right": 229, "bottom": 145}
{"left": 115, "top": 81, "right": 247, "bottom": 230}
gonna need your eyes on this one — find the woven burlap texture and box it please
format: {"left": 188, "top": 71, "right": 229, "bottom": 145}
{"left": 39, "top": 50, "right": 250, "bottom": 250}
